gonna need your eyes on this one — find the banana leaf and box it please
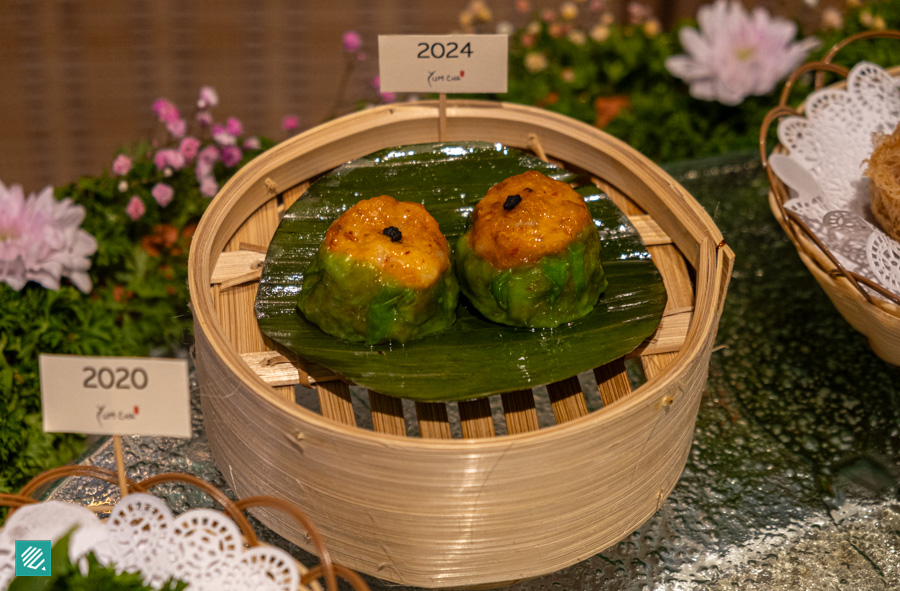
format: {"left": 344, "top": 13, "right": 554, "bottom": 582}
{"left": 256, "top": 142, "right": 667, "bottom": 401}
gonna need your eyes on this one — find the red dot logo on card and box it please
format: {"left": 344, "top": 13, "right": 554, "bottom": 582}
{"left": 460, "top": 71, "right": 465, "bottom": 77}
{"left": 134, "top": 406, "right": 140, "bottom": 415}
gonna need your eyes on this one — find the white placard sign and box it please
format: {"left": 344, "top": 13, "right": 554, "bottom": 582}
{"left": 378, "top": 35, "right": 508, "bottom": 94}
{"left": 39, "top": 354, "right": 191, "bottom": 438}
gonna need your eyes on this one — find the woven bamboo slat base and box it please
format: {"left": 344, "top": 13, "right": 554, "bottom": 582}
{"left": 189, "top": 100, "right": 733, "bottom": 588}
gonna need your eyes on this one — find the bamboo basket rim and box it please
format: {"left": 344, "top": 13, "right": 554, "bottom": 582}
{"left": 188, "top": 99, "right": 733, "bottom": 447}
{"left": 760, "top": 30, "right": 900, "bottom": 316}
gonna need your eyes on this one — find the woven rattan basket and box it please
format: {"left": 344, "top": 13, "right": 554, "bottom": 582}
{"left": 0, "top": 466, "right": 369, "bottom": 591}
{"left": 188, "top": 100, "right": 734, "bottom": 588}
{"left": 761, "top": 31, "right": 900, "bottom": 367}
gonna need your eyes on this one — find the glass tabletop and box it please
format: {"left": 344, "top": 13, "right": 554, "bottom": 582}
{"left": 47, "top": 151, "right": 900, "bottom": 590}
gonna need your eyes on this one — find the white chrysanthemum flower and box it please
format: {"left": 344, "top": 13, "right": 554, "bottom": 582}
{"left": 0, "top": 182, "right": 97, "bottom": 293}
{"left": 665, "top": 0, "right": 820, "bottom": 106}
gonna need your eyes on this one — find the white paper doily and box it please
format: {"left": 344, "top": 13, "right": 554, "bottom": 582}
{"left": 772, "top": 61, "right": 900, "bottom": 299}
{"left": 0, "top": 493, "right": 301, "bottom": 590}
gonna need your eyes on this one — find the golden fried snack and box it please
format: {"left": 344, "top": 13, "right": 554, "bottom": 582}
{"left": 298, "top": 195, "right": 458, "bottom": 343}
{"left": 466, "top": 170, "right": 594, "bottom": 268}
{"left": 456, "top": 171, "right": 607, "bottom": 328}
{"left": 865, "top": 122, "right": 900, "bottom": 242}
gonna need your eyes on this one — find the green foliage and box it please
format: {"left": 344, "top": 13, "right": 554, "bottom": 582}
{"left": 812, "top": 2, "right": 900, "bottom": 70}
{"left": 0, "top": 126, "right": 273, "bottom": 507}
{"left": 493, "top": 0, "right": 900, "bottom": 163}
{"left": 0, "top": 285, "right": 135, "bottom": 495}
{"left": 9, "top": 531, "right": 188, "bottom": 591}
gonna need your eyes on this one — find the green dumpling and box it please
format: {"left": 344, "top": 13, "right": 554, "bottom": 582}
{"left": 297, "top": 195, "right": 458, "bottom": 344}
{"left": 456, "top": 171, "right": 607, "bottom": 328}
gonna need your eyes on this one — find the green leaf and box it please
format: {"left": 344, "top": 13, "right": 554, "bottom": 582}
{"left": 256, "top": 142, "right": 666, "bottom": 401}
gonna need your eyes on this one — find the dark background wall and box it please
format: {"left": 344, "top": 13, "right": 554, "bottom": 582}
{"left": 0, "top": 0, "right": 838, "bottom": 191}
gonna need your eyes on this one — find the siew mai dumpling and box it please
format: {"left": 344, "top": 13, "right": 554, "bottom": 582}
{"left": 455, "top": 170, "right": 607, "bottom": 328}
{"left": 297, "top": 195, "right": 458, "bottom": 344}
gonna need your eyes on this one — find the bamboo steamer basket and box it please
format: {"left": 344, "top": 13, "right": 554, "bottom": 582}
{"left": 761, "top": 31, "right": 900, "bottom": 367}
{"left": 188, "top": 99, "right": 734, "bottom": 588}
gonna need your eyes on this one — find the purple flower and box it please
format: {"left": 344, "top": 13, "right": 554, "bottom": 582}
{"left": 342, "top": 30, "right": 362, "bottom": 53}
{"left": 166, "top": 118, "right": 186, "bottom": 139}
{"left": 0, "top": 182, "right": 97, "bottom": 292}
{"left": 153, "top": 148, "right": 186, "bottom": 171}
{"left": 281, "top": 115, "right": 299, "bottom": 132}
{"left": 125, "top": 195, "right": 146, "bottom": 221}
{"left": 199, "top": 176, "right": 218, "bottom": 197}
{"left": 243, "top": 136, "right": 261, "bottom": 150}
{"left": 225, "top": 117, "right": 243, "bottom": 137}
{"left": 152, "top": 98, "right": 180, "bottom": 123}
{"left": 152, "top": 183, "right": 174, "bottom": 208}
{"left": 221, "top": 145, "right": 243, "bottom": 167}
{"left": 196, "top": 110, "right": 214, "bottom": 126}
{"left": 665, "top": 0, "right": 820, "bottom": 106}
{"left": 197, "top": 86, "right": 219, "bottom": 109}
{"left": 112, "top": 154, "right": 132, "bottom": 176}
{"left": 179, "top": 137, "right": 201, "bottom": 162}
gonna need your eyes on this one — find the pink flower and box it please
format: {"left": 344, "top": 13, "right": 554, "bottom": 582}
{"left": 166, "top": 118, "right": 186, "bottom": 138}
{"left": 541, "top": 8, "right": 555, "bottom": 22}
{"left": 665, "top": 0, "right": 820, "bottom": 106}
{"left": 196, "top": 111, "right": 213, "bottom": 126}
{"left": 515, "top": 0, "right": 531, "bottom": 14}
{"left": 197, "top": 145, "right": 220, "bottom": 165}
{"left": 197, "top": 86, "right": 219, "bottom": 109}
{"left": 195, "top": 146, "right": 220, "bottom": 181}
{"left": 342, "top": 30, "right": 362, "bottom": 53}
{"left": 225, "top": 117, "right": 243, "bottom": 137}
{"left": 221, "top": 145, "right": 243, "bottom": 167}
{"left": 151, "top": 183, "right": 174, "bottom": 208}
{"left": 112, "top": 154, "right": 132, "bottom": 176}
{"left": 179, "top": 136, "right": 201, "bottom": 161}
{"left": 282, "top": 115, "right": 300, "bottom": 132}
{"left": 627, "top": 2, "right": 652, "bottom": 25}
{"left": 243, "top": 136, "right": 261, "bottom": 150}
{"left": 125, "top": 195, "right": 146, "bottom": 221}
{"left": 0, "top": 182, "right": 97, "bottom": 292}
{"left": 371, "top": 76, "right": 396, "bottom": 103}
{"left": 153, "top": 148, "right": 186, "bottom": 171}
{"left": 152, "top": 98, "right": 180, "bottom": 123}
{"left": 211, "top": 124, "right": 236, "bottom": 146}
{"left": 199, "top": 176, "right": 218, "bottom": 197}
